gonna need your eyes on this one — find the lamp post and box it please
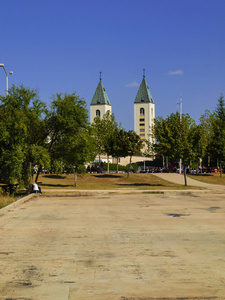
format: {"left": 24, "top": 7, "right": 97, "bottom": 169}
{"left": 0, "top": 63, "right": 13, "bottom": 95}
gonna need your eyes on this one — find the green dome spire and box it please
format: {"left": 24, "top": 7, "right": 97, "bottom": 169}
{"left": 134, "top": 70, "right": 154, "bottom": 104}
{"left": 91, "top": 73, "right": 111, "bottom": 106}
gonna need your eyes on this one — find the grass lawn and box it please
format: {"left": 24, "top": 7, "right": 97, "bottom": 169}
{"left": 38, "top": 173, "right": 201, "bottom": 190}
{"left": 188, "top": 172, "right": 225, "bottom": 185}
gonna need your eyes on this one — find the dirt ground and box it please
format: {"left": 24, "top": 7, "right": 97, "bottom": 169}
{"left": 0, "top": 192, "right": 225, "bottom": 300}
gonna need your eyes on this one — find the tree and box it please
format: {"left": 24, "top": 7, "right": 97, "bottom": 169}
{"left": 197, "top": 110, "right": 216, "bottom": 169}
{"left": 215, "top": 94, "right": 225, "bottom": 121}
{"left": 91, "top": 111, "right": 119, "bottom": 173}
{"left": 45, "top": 92, "right": 95, "bottom": 184}
{"left": 107, "top": 128, "right": 129, "bottom": 173}
{"left": 91, "top": 115, "right": 106, "bottom": 162}
{"left": 0, "top": 85, "right": 49, "bottom": 188}
{"left": 207, "top": 95, "right": 225, "bottom": 177}
{"left": 126, "top": 130, "right": 143, "bottom": 177}
{"left": 152, "top": 112, "right": 196, "bottom": 185}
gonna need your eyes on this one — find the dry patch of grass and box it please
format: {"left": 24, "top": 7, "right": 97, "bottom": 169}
{"left": 0, "top": 196, "right": 16, "bottom": 209}
{"left": 188, "top": 173, "right": 225, "bottom": 185}
{"left": 38, "top": 173, "right": 199, "bottom": 190}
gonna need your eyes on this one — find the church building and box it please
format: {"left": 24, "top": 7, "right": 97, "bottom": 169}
{"left": 90, "top": 70, "right": 155, "bottom": 153}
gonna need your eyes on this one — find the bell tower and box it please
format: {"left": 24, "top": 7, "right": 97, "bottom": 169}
{"left": 90, "top": 72, "right": 111, "bottom": 123}
{"left": 134, "top": 69, "right": 155, "bottom": 151}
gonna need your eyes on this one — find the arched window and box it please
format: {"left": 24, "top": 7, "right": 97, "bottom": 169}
{"left": 96, "top": 110, "right": 100, "bottom": 117}
{"left": 140, "top": 108, "right": 145, "bottom": 116}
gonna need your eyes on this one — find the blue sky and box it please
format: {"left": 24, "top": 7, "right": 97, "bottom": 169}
{"left": 0, "top": 0, "right": 225, "bottom": 130}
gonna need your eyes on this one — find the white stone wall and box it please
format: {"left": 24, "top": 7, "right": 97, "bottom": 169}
{"left": 90, "top": 104, "right": 111, "bottom": 123}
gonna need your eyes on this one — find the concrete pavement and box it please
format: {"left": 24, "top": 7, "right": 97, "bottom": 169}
{"left": 0, "top": 192, "right": 225, "bottom": 299}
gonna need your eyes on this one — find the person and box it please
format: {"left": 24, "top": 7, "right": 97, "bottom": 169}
{"left": 33, "top": 182, "right": 39, "bottom": 193}
{"left": 99, "top": 162, "right": 104, "bottom": 173}
{"left": 33, "top": 182, "right": 42, "bottom": 194}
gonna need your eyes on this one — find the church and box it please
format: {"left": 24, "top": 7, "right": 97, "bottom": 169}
{"left": 90, "top": 70, "right": 155, "bottom": 164}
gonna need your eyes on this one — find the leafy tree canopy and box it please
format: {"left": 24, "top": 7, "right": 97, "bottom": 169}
{"left": 153, "top": 112, "right": 196, "bottom": 163}
{"left": 46, "top": 92, "right": 95, "bottom": 174}
{"left": 0, "top": 85, "right": 49, "bottom": 187}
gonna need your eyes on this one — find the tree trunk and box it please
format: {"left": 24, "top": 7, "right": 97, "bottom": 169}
{"left": 35, "top": 165, "right": 42, "bottom": 182}
{"left": 179, "top": 159, "right": 182, "bottom": 174}
{"left": 29, "top": 162, "right": 33, "bottom": 185}
{"left": 199, "top": 158, "right": 202, "bottom": 173}
{"left": 107, "top": 155, "right": 109, "bottom": 174}
{"left": 166, "top": 156, "right": 168, "bottom": 169}
{"left": 127, "top": 156, "right": 132, "bottom": 179}
{"left": 220, "top": 161, "right": 222, "bottom": 178}
{"left": 74, "top": 173, "right": 77, "bottom": 187}
{"left": 116, "top": 157, "right": 119, "bottom": 174}
{"left": 162, "top": 155, "right": 165, "bottom": 168}
{"left": 184, "top": 165, "right": 187, "bottom": 186}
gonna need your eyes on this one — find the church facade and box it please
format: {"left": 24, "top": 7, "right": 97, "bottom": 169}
{"left": 90, "top": 71, "right": 155, "bottom": 153}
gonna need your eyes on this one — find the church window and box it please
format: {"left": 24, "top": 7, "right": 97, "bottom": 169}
{"left": 140, "top": 108, "right": 145, "bottom": 116}
{"left": 140, "top": 118, "right": 145, "bottom": 122}
{"left": 140, "top": 134, "right": 145, "bottom": 136}
{"left": 96, "top": 110, "right": 100, "bottom": 117}
{"left": 140, "top": 129, "right": 145, "bottom": 132}
{"left": 139, "top": 123, "right": 145, "bottom": 126}
{"left": 151, "top": 108, "right": 153, "bottom": 116}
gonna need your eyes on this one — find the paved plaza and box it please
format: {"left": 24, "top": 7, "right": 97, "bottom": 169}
{"left": 0, "top": 186, "right": 225, "bottom": 299}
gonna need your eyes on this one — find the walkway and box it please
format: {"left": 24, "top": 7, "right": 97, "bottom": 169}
{"left": 153, "top": 172, "right": 225, "bottom": 191}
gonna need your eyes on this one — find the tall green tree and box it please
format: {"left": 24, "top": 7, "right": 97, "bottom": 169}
{"left": 152, "top": 112, "right": 196, "bottom": 185}
{"left": 207, "top": 96, "right": 225, "bottom": 176}
{"left": 215, "top": 94, "right": 225, "bottom": 121}
{"left": 45, "top": 92, "right": 95, "bottom": 183}
{"left": 91, "top": 111, "right": 119, "bottom": 172}
{"left": 0, "top": 85, "right": 49, "bottom": 188}
{"left": 126, "top": 130, "right": 143, "bottom": 177}
{"left": 107, "top": 128, "right": 129, "bottom": 173}
{"left": 198, "top": 110, "right": 216, "bottom": 169}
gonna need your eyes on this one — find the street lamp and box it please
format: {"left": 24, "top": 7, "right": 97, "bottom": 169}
{"left": 0, "top": 63, "right": 13, "bottom": 95}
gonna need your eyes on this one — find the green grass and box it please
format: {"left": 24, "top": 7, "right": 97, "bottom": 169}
{"left": 38, "top": 173, "right": 203, "bottom": 191}
{"left": 188, "top": 173, "right": 225, "bottom": 185}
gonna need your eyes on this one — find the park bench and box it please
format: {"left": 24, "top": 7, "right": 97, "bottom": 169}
{"left": 1, "top": 183, "right": 19, "bottom": 195}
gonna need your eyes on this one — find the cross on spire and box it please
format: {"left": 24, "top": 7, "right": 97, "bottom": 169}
{"left": 100, "top": 71, "right": 102, "bottom": 81}
{"left": 143, "top": 68, "right": 146, "bottom": 78}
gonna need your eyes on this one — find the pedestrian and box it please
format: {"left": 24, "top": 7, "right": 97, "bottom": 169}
{"left": 33, "top": 182, "right": 39, "bottom": 193}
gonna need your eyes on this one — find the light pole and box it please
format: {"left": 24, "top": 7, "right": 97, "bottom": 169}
{"left": 0, "top": 63, "right": 13, "bottom": 95}
{"left": 177, "top": 95, "right": 182, "bottom": 173}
